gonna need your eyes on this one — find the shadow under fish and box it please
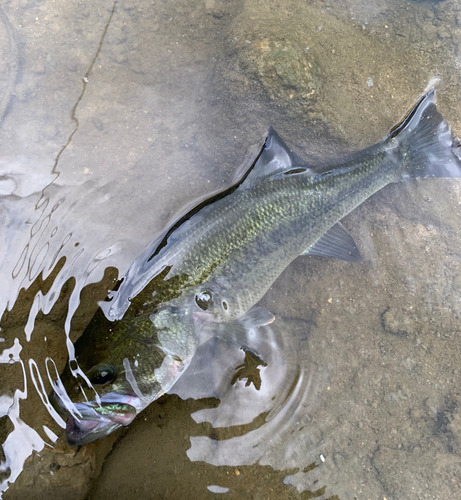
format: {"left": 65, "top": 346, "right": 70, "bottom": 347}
{"left": 50, "top": 88, "right": 461, "bottom": 445}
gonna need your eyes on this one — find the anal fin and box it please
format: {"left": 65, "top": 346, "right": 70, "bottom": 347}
{"left": 302, "top": 222, "right": 362, "bottom": 263}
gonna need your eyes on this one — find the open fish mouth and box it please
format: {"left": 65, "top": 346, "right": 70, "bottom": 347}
{"left": 50, "top": 389, "right": 140, "bottom": 445}
{"left": 65, "top": 400, "right": 138, "bottom": 445}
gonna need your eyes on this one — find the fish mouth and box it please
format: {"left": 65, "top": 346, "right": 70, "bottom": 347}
{"left": 65, "top": 401, "right": 137, "bottom": 445}
{"left": 65, "top": 400, "right": 138, "bottom": 446}
{"left": 50, "top": 389, "right": 140, "bottom": 446}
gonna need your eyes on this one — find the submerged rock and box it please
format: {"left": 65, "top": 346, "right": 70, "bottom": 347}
{"left": 241, "top": 38, "right": 320, "bottom": 108}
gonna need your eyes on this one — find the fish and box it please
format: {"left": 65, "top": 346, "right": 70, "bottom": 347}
{"left": 50, "top": 88, "right": 461, "bottom": 445}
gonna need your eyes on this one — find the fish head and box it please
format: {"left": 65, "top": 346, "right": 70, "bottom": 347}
{"left": 50, "top": 349, "right": 145, "bottom": 445}
{"left": 51, "top": 301, "right": 198, "bottom": 445}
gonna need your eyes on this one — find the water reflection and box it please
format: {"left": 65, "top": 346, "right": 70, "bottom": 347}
{"left": 1, "top": 0, "right": 461, "bottom": 498}
{"left": 180, "top": 321, "right": 322, "bottom": 468}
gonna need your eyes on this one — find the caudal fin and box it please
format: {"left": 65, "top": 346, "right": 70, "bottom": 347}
{"left": 387, "top": 88, "right": 461, "bottom": 178}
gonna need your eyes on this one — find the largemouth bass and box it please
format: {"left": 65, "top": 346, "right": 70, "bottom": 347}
{"left": 51, "top": 88, "right": 461, "bottom": 445}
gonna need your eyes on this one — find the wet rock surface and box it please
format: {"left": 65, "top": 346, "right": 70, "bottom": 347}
{"left": 235, "top": 37, "right": 321, "bottom": 114}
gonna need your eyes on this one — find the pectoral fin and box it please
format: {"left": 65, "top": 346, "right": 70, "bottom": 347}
{"left": 240, "top": 306, "right": 275, "bottom": 327}
{"left": 302, "top": 222, "right": 362, "bottom": 263}
{"left": 211, "top": 306, "right": 275, "bottom": 358}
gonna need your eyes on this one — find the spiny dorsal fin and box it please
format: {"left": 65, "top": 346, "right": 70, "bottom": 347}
{"left": 302, "top": 222, "right": 362, "bottom": 263}
{"left": 242, "top": 127, "right": 313, "bottom": 188}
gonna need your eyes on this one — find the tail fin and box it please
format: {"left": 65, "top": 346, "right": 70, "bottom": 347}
{"left": 386, "top": 88, "right": 461, "bottom": 178}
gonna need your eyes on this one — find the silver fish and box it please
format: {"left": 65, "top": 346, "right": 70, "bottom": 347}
{"left": 51, "top": 88, "right": 461, "bottom": 445}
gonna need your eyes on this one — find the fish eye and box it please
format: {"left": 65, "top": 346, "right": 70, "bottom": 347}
{"left": 195, "top": 290, "right": 212, "bottom": 310}
{"left": 88, "top": 363, "right": 117, "bottom": 386}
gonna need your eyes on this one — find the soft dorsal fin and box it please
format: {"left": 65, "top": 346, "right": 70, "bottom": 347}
{"left": 242, "top": 127, "right": 312, "bottom": 188}
{"left": 301, "top": 222, "right": 362, "bottom": 263}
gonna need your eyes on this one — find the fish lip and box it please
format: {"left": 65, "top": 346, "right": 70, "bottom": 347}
{"left": 50, "top": 389, "right": 141, "bottom": 445}
{"left": 65, "top": 400, "right": 139, "bottom": 446}
{"left": 66, "top": 415, "right": 123, "bottom": 446}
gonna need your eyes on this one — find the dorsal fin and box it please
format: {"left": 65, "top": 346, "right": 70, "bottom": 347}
{"left": 242, "top": 127, "right": 312, "bottom": 188}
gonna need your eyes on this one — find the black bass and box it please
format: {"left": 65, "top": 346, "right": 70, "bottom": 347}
{"left": 51, "top": 88, "right": 461, "bottom": 445}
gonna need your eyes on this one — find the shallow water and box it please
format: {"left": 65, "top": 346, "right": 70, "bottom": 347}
{"left": 1, "top": 0, "right": 461, "bottom": 498}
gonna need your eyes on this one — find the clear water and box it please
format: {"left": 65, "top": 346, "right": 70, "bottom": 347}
{"left": 1, "top": 0, "right": 461, "bottom": 498}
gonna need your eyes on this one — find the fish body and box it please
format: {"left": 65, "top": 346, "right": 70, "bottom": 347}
{"left": 51, "top": 89, "right": 461, "bottom": 445}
